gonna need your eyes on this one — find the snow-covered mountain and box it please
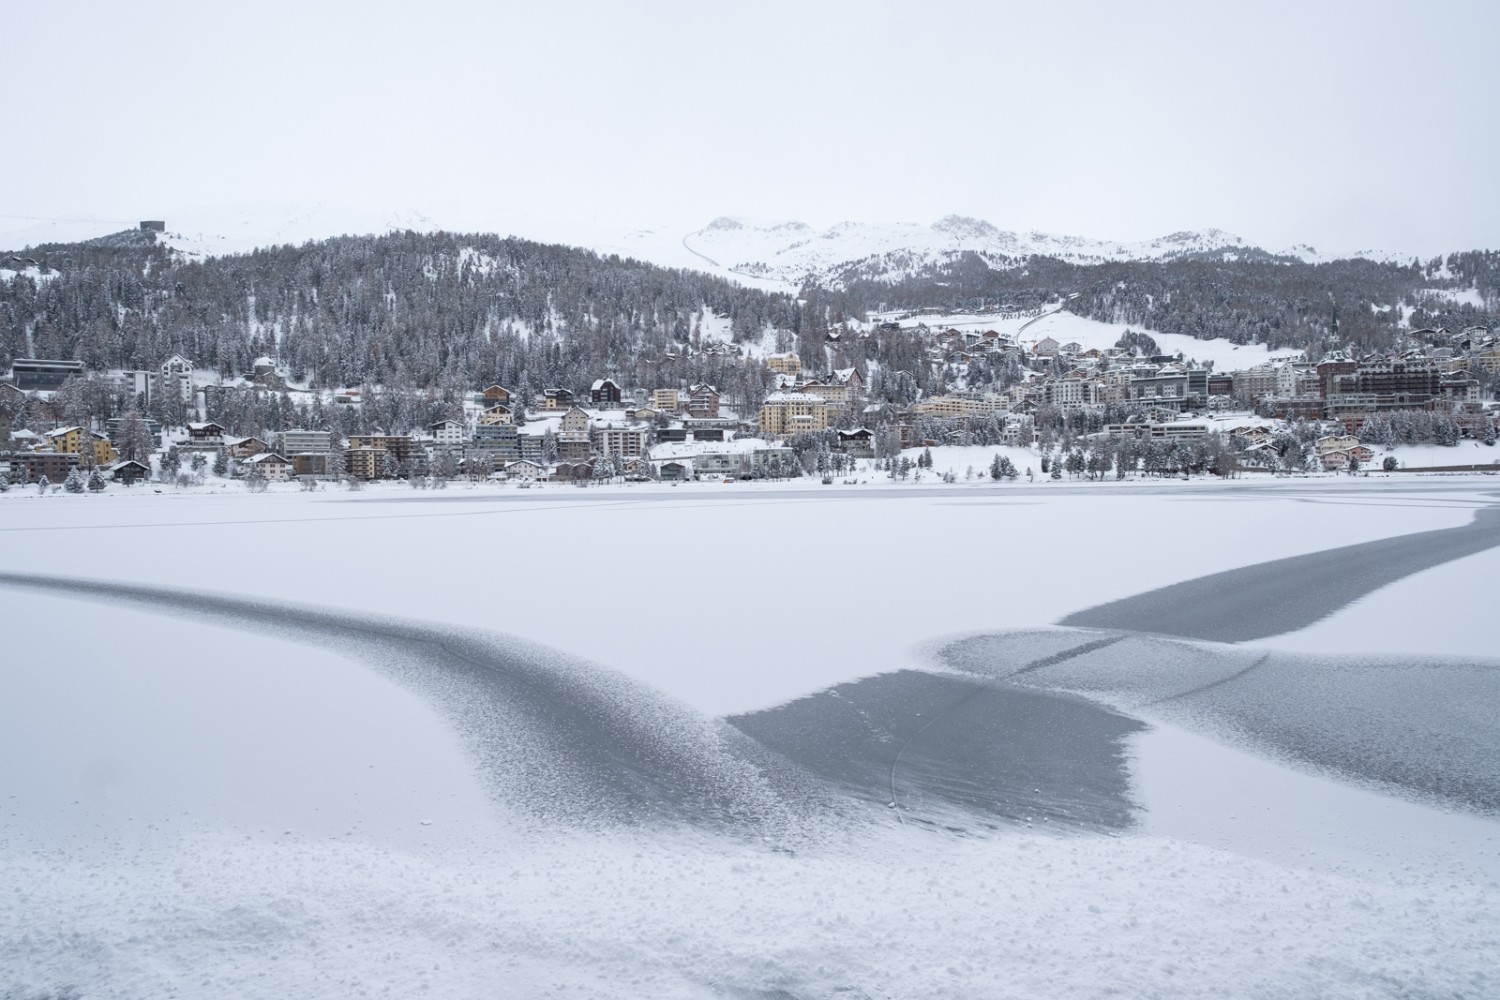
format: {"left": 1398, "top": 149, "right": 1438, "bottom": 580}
{"left": 3, "top": 204, "right": 1408, "bottom": 294}
{"left": 677, "top": 215, "right": 1401, "bottom": 289}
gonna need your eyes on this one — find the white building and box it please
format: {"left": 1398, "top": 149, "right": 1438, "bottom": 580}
{"left": 160, "top": 354, "right": 194, "bottom": 403}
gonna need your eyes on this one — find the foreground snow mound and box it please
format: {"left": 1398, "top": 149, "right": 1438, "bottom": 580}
{"left": 5, "top": 825, "right": 1495, "bottom": 1000}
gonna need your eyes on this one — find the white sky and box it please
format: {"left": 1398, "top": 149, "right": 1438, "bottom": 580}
{"left": 2, "top": 0, "right": 1495, "bottom": 256}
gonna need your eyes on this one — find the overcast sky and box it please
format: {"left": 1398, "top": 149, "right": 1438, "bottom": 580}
{"left": 2, "top": 0, "right": 1495, "bottom": 255}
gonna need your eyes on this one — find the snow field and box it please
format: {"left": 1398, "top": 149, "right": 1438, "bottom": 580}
{"left": 873, "top": 307, "right": 1301, "bottom": 372}
{"left": 6, "top": 821, "right": 1495, "bottom": 1000}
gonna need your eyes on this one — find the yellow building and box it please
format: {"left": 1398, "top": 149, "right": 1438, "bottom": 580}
{"left": 1473, "top": 347, "right": 1500, "bottom": 374}
{"left": 794, "top": 382, "right": 852, "bottom": 412}
{"left": 758, "top": 392, "right": 828, "bottom": 438}
{"left": 767, "top": 352, "right": 801, "bottom": 377}
{"left": 46, "top": 426, "right": 118, "bottom": 466}
{"left": 651, "top": 388, "right": 681, "bottom": 412}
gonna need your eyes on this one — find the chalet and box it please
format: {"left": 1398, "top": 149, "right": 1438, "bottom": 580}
{"left": 243, "top": 452, "right": 292, "bottom": 481}
{"left": 1326, "top": 449, "right": 1374, "bottom": 473}
{"left": 482, "top": 385, "right": 513, "bottom": 406}
{"left": 551, "top": 460, "right": 594, "bottom": 483}
{"left": 621, "top": 457, "right": 655, "bottom": 479}
{"left": 479, "top": 404, "right": 513, "bottom": 425}
{"left": 657, "top": 460, "right": 692, "bottom": 481}
{"left": 1032, "top": 336, "right": 1060, "bottom": 357}
{"left": 590, "top": 378, "right": 623, "bottom": 406}
{"left": 108, "top": 459, "right": 151, "bottom": 484}
{"left": 1230, "top": 426, "right": 1274, "bottom": 446}
{"left": 836, "top": 427, "right": 875, "bottom": 458}
{"left": 543, "top": 387, "right": 576, "bottom": 410}
{"left": 503, "top": 459, "right": 546, "bottom": 480}
{"left": 185, "top": 421, "right": 226, "bottom": 448}
{"left": 834, "top": 367, "right": 865, "bottom": 391}
{"left": 227, "top": 436, "right": 270, "bottom": 460}
{"left": 1315, "top": 434, "right": 1361, "bottom": 456}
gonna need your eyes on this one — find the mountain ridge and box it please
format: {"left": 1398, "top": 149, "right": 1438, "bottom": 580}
{"left": 681, "top": 214, "right": 1411, "bottom": 290}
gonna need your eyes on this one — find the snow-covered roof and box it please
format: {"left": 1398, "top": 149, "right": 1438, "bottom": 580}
{"left": 253, "top": 355, "right": 274, "bottom": 366}
{"left": 765, "top": 391, "right": 823, "bottom": 404}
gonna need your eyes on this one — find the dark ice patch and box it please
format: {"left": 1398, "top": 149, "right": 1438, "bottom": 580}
{"left": 728, "top": 670, "right": 1143, "bottom": 832}
{"left": 1059, "top": 504, "right": 1500, "bottom": 642}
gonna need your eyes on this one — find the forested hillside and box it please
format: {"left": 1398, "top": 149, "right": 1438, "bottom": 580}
{"left": 827, "top": 250, "right": 1500, "bottom": 356}
{"left": 0, "top": 230, "right": 805, "bottom": 404}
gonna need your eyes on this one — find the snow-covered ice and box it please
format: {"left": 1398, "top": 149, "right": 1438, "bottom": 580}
{"left": 2, "top": 479, "right": 1497, "bottom": 998}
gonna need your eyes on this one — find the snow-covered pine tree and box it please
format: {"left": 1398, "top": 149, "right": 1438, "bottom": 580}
{"left": 37, "top": 475, "right": 50, "bottom": 494}
{"left": 116, "top": 410, "right": 155, "bottom": 463}
{"left": 87, "top": 468, "right": 106, "bottom": 492}
{"left": 64, "top": 468, "right": 85, "bottom": 493}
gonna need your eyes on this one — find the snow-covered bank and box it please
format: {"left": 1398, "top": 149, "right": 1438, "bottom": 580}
{"left": 7, "top": 817, "right": 1495, "bottom": 999}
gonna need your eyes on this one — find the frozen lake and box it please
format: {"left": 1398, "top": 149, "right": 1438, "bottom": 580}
{"left": 2, "top": 478, "right": 1497, "bottom": 998}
